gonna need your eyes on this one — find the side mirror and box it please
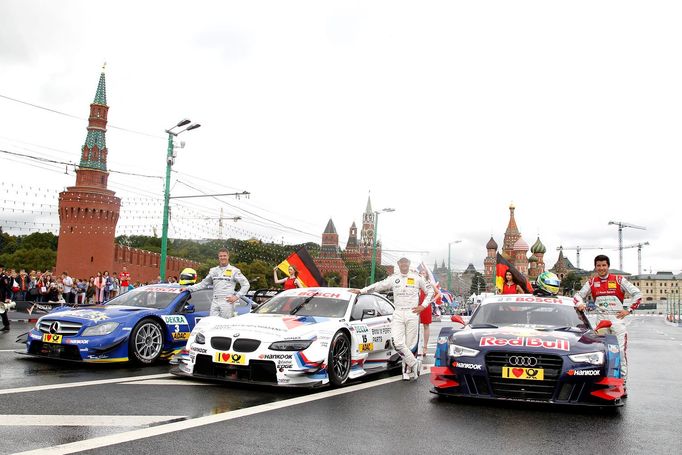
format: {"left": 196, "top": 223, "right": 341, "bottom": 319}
{"left": 183, "top": 303, "right": 195, "bottom": 314}
{"left": 361, "top": 309, "right": 376, "bottom": 321}
{"left": 451, "top": 315, "right": 466, "bottom": 325}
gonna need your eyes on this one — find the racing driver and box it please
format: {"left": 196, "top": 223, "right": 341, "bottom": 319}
{"left": 350, "top": 257, "right": 433, "bottom": 380}
{"left": 184, "top": 248, "right": 250, "bottom": 319}
{"left": 573, "top": 254, "right": 641, "bottom": 390}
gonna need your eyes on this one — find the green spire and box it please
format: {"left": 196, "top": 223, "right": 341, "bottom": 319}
{"left": 93, "top": 70, "right": 107, "bottom": 105}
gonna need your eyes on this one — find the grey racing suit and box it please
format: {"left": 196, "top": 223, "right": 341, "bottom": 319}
{"left": 573, "top": 274, "right": 641, "bottom": 382}
{"left": 361, "top": 272, "right": 433, "bottom": 369}
{"left": 188, "top": 264, "right": 250, "bottom": 318}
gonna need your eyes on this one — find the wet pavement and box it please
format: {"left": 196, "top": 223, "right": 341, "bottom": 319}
{"left": 0, "top": 317, "right": 680, "bottom": 454}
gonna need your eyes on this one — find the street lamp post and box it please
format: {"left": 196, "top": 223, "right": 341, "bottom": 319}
{"left": 160, "top": 118, "right": 201, "bottom": 281}
{"left": 447, "top": 240, "right": 462, "bottom": 290}
{"left": 370, "top": 208, "right": 395, "bottom": 284}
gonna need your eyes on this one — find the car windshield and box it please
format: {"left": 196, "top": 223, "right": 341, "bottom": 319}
{"left": 470, "top": 302, "right": 589, "bottom": 329}
{"left": 106, "top": 287, "right": 182, "bottom": 310}
{"left": 254, "top": 295, "right": 349, "bottom": 318}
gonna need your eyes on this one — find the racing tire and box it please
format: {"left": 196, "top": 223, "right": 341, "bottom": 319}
{"left": 328, "top": 331, "right": 351, "bottom": 387}
{"left": 129, "top": 318, "right": 164, "bottom": 365}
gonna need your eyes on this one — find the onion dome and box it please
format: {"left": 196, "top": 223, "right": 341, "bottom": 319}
{"left": 486, "top": 236, "right": 498, "bottom": 250}
{"left": 528, "top": 255, "right": 538, "bottom": 263}
{"left": 531, "top": 236, "right": 546, "bottom": 254}
{"left": 513, "top": 236, "right": 529, "bottom": 251}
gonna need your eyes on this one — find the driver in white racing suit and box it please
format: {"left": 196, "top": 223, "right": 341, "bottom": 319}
{"left": 351, "top": 257, "right": 433, "bottom": 380}
{"left": 573, "top": 254, "right": 641, "bottom": 387}
{"left": 185, "top": 248, "right": 250, "bottom": 318}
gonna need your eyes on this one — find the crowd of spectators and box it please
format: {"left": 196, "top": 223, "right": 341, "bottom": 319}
{"left": 0, "top": 266, "right": 149, "bottom": 306}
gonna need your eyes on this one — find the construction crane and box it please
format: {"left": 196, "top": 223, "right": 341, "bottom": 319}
{"left": 621, "top": 242, "right": 650, "bottom": 275}
{"left": 608, "top": 221, "right": 646, "bottom": 272}
{"left": 556, "top": 245, "right": 605, "bottom": 269}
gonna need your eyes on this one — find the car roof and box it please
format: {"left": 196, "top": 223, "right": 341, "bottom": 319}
{"left": 481, "top": 294, "right": 575, "bottom": 306}
{"left": 277, "top": 287, "right": 355, "bottom": 300}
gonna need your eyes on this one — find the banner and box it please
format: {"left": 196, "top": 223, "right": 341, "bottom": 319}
{"left": 277, "top": 247, "right": 325, "bottom": 288}
{"left": 495, "top": 253, "right": 534, "bottom": 294}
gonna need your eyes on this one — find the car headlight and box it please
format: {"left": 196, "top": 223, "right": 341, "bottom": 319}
{"left": 194, "top": 332, "right": 205, "bottom": 344}
{"left": 569, "top": 351, "right": 605, "bottom": 365}
{"left": 82, "top": 322, "right": 120, "bottom": 336}
{"left": 449, "top": 344, "right": 479, "bottom": 358}
{"left": 269, "top": 340, "right": 313, "bottom": 351}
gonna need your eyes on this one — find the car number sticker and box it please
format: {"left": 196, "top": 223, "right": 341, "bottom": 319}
{"left": 358, "top": 342, "right": 374, "bottom": 352}
{"left": 42, "top": 334, "right": 63, "bottom": 344}
{"left": 502, "top": 366, "right": 544, "bottom": 381}
{"left": 213, "top": 352, "right": 247, "bottom": 365}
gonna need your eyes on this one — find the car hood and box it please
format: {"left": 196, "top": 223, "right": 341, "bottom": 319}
{"left": 197, "top": 313, "right": 338, "bottom": 342}
{"left": 40, "top": 305, "right": 154, "bottom": 326}
{"left": 453, "top": 325, "right": 605, "bottom": 354}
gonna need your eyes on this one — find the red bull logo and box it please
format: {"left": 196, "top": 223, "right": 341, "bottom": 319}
{"left": 479, "top": 336, "right": 570, "bottom": 351}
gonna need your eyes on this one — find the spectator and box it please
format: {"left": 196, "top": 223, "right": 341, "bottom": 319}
{"left": 109, "top": 273, "right": 120, "bottom": 299}
{"left": 94, "top": 272, "right": 104, "bottom": 304}
{"left": 119, "top": 266, "right": 130, "bottom": 294}
{"left": 86, "top": 277, "right": 97, "bottom": 304}
{"left": 0, "top": 265, "right": 11, "bottom": 331}
{"left": 62, "top": 272, "right": 74, "bottom": 304}
{"left": 17, "top": 269, "right": 29, "bottom": 301}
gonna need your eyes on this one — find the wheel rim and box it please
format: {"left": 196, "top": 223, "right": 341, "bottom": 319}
{"left": 331, "top": 336, "right": 350, "bottom": 378}
{"left": 134, "top": 322, "right": 162, "bottom": 361}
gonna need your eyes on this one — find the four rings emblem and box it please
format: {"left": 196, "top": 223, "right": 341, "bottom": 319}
{"left": 508, "top": 356, "right": 538, "bottom": 367}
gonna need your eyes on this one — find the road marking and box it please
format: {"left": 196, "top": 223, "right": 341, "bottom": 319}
{"left": 17, "top": 371, "right": 431, "bottom": 455}
{"left": 0, "top": 349, "right": 17, "bottom": 352}
{"left": 0, "top": 373, "right": 173, "bottom": 396}
{"left": 123, "top": 379, "right": 217, "bottom": 386}
{"left": 0, "top": 415, "right": 184, "bottom": 427}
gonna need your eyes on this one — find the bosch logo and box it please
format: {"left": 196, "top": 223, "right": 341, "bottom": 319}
{"left": 508, "top": 356, "right": 538, "bottom": 367}
{"left": 49, "top": 321, "right": 61, "bottom": 334}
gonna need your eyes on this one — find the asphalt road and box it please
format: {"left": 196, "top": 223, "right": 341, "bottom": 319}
{"left": 0, "top": 316, "right": 680, "bottom": 455}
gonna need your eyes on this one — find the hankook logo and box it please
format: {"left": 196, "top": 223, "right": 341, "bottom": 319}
{"left": 508, "top": 356, "right": 538, "bottom": 367}
{"left": 49, "top": 321, "right": 61, "bottom": 334}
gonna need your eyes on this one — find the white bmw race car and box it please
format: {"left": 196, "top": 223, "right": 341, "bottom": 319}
{"left": 171, "top": 288, "right": 401, "bottom": 387}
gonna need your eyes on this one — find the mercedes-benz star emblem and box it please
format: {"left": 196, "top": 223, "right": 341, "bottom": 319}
{"left": 508, "top": 356, "right": 538, "bottom": 367}
{"left": 49, "top": 321, "right": 61, "bottom": 334}
{"left": 233, "top": 333, "right": 240, "bottom": 338}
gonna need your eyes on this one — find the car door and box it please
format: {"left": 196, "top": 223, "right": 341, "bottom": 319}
{"left": 350, "top": 294, "right": 392, "bottom": 369}
{"left": 166, "top": 290, "right": 212, "bottom": 343}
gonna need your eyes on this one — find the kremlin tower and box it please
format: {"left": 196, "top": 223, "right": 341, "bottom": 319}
{"left": 55, "top": 69, "right": 121, "bottom": 279}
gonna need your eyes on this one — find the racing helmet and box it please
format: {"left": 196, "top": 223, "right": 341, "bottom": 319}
{"left": 178, "top": 268, "right": 197, "bottom": 285}
{"left": 535, "top": 271, "right": 561, "bottom": 296}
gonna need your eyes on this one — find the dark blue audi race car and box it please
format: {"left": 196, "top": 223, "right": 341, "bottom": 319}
{"left": 431, "top": 294, "right": 625, "bottom": 406}
{"left": 19, "top": 285, "right": 216, "bottom": 364}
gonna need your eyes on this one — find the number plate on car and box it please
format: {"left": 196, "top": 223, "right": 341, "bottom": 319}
{"left": 358, "top": 343, "right": 374, "bottom": 352}
{"left": 213, "top": 352, "right": 247, "bottom": 365}
{"left": 502, "top": 366, "right": 544, "bottom": 380}
{"left": 42, "top": 334, "right": 63, "bottom": 344}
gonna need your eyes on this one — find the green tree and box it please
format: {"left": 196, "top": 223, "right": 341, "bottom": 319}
{"left": 469, "top": 272, "right": 487, "bottom": 296}
{"left": 561, "top": 272, "right": 583, "bottom": 296}
{"left": 19, "top": 232, "right": 58, "bottom": 251}
{"left": 324, "top": 272, "right": 342, "bottom": 287}
{"left": 0, "top": 248, "right": 56, "bottom": 272}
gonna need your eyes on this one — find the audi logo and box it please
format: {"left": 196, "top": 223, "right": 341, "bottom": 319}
{"left": 508, "top": 356, "right": 538, "bottom": 367}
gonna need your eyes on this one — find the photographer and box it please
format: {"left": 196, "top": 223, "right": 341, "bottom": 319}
{"left": 0, "top": 265, "right": 11, "bottom": 331}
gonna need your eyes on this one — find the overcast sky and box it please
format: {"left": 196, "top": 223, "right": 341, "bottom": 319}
{"left": 0, "top": 0, "right": 679, "bottom": 275}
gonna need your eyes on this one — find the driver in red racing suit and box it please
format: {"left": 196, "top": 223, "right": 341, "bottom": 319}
{"left": 573, "top": 254, "right": 641, "bottom": 388}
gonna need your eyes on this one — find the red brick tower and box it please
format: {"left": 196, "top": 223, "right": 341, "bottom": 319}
{"left": 55, "top": 69, "right": 121, "bottom": 279}
{"left": 316, "top": 219, "right": 348, "bottom": 286}
{"left": 502, "top": 203, "right": 521, "bottom": 259}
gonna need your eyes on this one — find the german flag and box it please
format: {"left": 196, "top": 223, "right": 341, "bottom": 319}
{"left": 495, "top": 253, "right": 534, "bottom": 294}
{"left": 277, "top": 247, "right": 325, "bottom": 288}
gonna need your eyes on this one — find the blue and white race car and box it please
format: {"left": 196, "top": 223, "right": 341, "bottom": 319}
{"left": 431, "top": 294, "right": 625, "bottom": 406}
{"left": 172, "top": 288, "right": 401, "bottom": 387}
{"left": 20, "top": 285, "right": 214, "bottom": 364}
